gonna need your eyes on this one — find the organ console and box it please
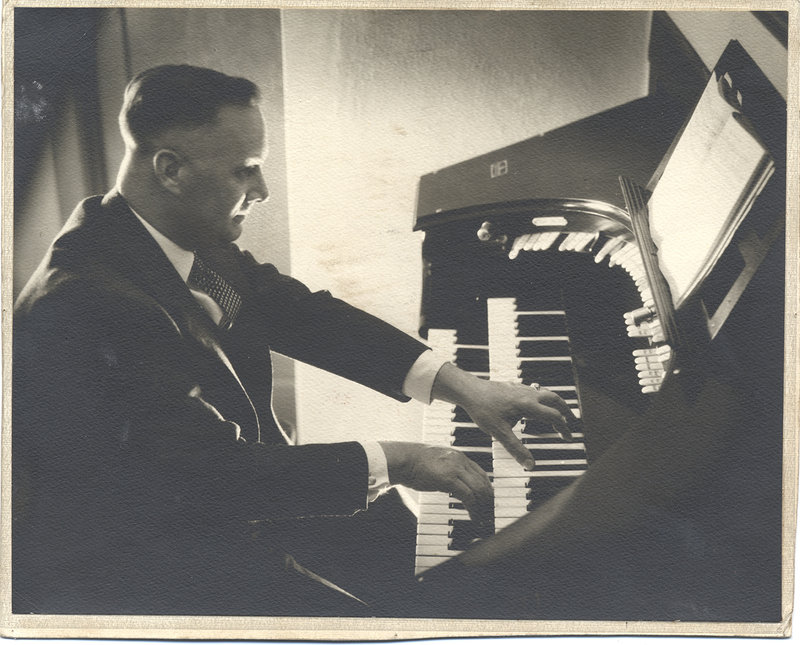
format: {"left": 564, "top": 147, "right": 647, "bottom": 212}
{"left": 409, "top": 37, "right": 787, "bottom": 623}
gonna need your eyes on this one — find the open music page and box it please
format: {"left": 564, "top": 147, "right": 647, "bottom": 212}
{"left": 646, "top": 71, "right": 774, "bottom": 309}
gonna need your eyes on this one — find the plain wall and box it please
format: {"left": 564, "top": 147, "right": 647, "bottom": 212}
{"left": 667, "top": 11, "right": 788, "bottom": 100}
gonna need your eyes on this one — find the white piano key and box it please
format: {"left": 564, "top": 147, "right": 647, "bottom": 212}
{"left": 415, "top": 556, "right": 453, "bottom": 573}
{"left": 418, "top": 512, "right": 469, "bottom": 524}
{"left": 497, "top": 443, "right": 587, "bottom": 451}
{"left": 633, "top": 346, "right": 664, "bottom": 357}
{"left": 526, "top": 470, "right": 586, "bottom": 477}
{"left": 416, "top": 533, "right": 451, "bottom": 546}
{"left": 564, "top": 231, "right": 595, "bottom": 253}
{"left": 522, "top": 431, "right": 583, "bottom": 440}
{"left": 617, "top": 248, "right": 642, "bottom": 264}
{"left": 508, "top": 235, "right": 528, "bottom": 260}
{"left": 634, "top": 355, "right": 667, "bottom": 365}
{"left": 416, "top": 544, "right": 459, "bottom": 557}
{"left": 492, "top": 476, "right": 539, "bottom": 486}
{"left": 423, "top": 412, "right": 457, "bottom": 421}
{"left": 558, "top": 232, "right": 580, "bottom": 252}
{"left": 494, "top": 506, "right": 530, "bottom": 516}
{"left": 523, "top": 232, "right": 543, "bottom": 251}
{"left": 532, "top": 231, "right": 560, "bottom": 251}
{"left": 594, "top": 236, "right": 625, "bottom": 264}
{"left": 495, "top": 508, "right": 530, "bottom": 519}
{"left": 495, "top": 497, "right": 534, "bottom": 507}
{"left": 419, "top": 491, "right": 455, "bottom": 501}
{"left": 636, "top": 369, "right": 665, "bottom": 379}
{"left": 494, "top": 487, "right": 529, "bottom": 497}
{"left": 419, "top": 500, "right": 470, "bottom": 512}
{"left": 608, "top": 249, "right": 630, "bottom": 268}
{"left": 518, "top": 356, "right": 572, "bottom": 362}
{"left": 495, "top": 518, "right": 517, "bottom": 530}
{"left": 415, "top": 523, "right": 451, "bottom": 536}
{"left": 577, "top": 232, "right": 600, "bottom": 253}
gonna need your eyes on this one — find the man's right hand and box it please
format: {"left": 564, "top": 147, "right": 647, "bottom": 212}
{"left": 380, "top": 441, "right": 493, "bottom": 526}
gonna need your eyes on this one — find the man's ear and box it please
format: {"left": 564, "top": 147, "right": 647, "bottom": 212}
{"left": 153, "top": 149, "right": 183, "bottom": 195}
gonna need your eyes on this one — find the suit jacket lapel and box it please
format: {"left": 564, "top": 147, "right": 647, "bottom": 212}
{"left": 98, "top": 192, "right": 262, "bottom": 441}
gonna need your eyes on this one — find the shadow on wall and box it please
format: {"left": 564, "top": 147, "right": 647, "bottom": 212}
{"left": 14, "top": 8, "right": 111, "bottom": 298}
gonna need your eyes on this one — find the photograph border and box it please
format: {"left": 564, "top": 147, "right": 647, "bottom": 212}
{"left": 1, "top": 0, "right": 797, "bottom": 639}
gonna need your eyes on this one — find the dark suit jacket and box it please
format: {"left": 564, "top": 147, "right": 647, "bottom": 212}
{"left": 13, "top": 191, "right": 428, "bottom": 614}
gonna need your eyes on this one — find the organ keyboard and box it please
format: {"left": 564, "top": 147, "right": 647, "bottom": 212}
{"left": 487, "top": 299, "right": 586, "bottom": 532}
{"left": 415, "top": 299, "right": 588, "bottom": 575}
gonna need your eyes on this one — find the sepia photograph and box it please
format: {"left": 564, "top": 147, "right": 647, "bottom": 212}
{"left": 1, "top": 2, "right": 796, "bottom": 639}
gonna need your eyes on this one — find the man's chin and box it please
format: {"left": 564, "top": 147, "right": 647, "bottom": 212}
{"left": 197, "top": 226, "right": 243, "bottom": 250}
{"left": 221, "top": 220, "right": 245, "bottom": 244}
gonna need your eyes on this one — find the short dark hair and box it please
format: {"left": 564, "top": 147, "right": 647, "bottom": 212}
{"left": 120, "top": 64, "right": 260, "bottom": 150}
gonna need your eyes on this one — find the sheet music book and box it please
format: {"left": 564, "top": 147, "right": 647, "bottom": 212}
{"left": 645, "top": 69, "right": 775, "bottom": 310}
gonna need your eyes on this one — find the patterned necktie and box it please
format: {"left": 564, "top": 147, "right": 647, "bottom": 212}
{"left": 188, "top": 253, "right": 243, "bottom": 331}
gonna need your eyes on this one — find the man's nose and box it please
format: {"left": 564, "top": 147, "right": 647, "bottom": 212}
{"left": 248, "top": 170, "right": 269, "bottom": 203}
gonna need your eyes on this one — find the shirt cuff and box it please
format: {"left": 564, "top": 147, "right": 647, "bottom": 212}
{"left": 402, "top": 349, "right": 451, "bottom": 404}
{"left": 361, "top": 441, "right": 392, "bottom": 503}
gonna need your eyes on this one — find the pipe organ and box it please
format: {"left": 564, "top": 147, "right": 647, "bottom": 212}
{"left": 409, "top": 39, "right": 786, "bottom": 622}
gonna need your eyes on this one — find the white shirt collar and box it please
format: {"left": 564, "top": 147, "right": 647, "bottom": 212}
{"left": 130, "top": 208, "right": 194, "bottom": 282}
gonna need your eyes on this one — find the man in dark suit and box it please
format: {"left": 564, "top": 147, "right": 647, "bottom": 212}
{"left": 13, "top": 65, "right": 575, "bottom": 616}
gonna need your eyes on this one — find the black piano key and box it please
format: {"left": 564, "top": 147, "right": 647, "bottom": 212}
{"left": 452, "top": 427, "right": 492, "bottom": 447}
{"left": 456, "top": 328, "right": 488, "bottom": 346}
{"left": 453, "top": 407, "right": 473, "bottom": 423}
{"left": 525, "top": 448, "right": 585, "bottom": 461}
{"left": 567, "top": 416, "right": 584, "bottom": 436}
{"left": 526, "top": 462, "right": 585, "bottom": 471}
{"left": 516, "top": 315, "right": 568, "bottom": 336}
{"left": 463, "top": 451, "right": 493, "bottom": 473}
{"left": 517, "top": 340, "right": 571, "bottom": 357}
{"left": 448, "top": 519, "right": 494, "bottom": 550}
{"left": 518, "top": 360, "right": 575, "bottom": 383}
{"left": 454, "top": 348, "right": 489, "bottom": 373}
{"left": 522, "top": 419, "right": 556, "bottom": 435}
{"left": 526, "top": 476, "right": 577, "bottom": 511}
{"left": 523, "top": 417, "right": 583, "bottom": 436}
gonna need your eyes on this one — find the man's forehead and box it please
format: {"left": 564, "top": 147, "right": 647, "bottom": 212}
{"left": 214, "top": 104, "right": 266, "bottom": 139}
